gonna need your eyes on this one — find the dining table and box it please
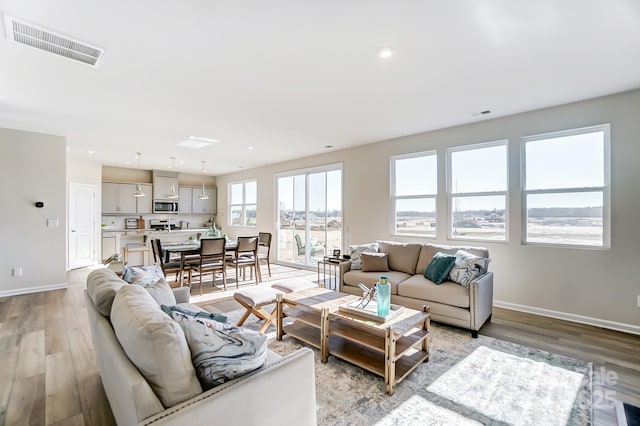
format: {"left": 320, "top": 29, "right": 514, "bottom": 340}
{"left": 163, "top": 239, "right": 238, "bottom": 287}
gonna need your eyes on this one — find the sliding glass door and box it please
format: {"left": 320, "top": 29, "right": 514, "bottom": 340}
{"left": 276, "top": 164, "right": 342, "bottom": 268}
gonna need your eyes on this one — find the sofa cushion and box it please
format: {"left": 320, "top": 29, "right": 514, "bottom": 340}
{"left": 343, "top": 270, "right": 411, "bottom": 295}
{"left": 360, "top": 252, "right": 389, "bottom": 272}
{"left": 448, "top": 250, "right": 491, "bottom": 287}
{"left": 349, "top": 243, "right": 379, "bottom": 270}
{"left": 169, "top": 311, "right": 268, "bottom": 390}
{"left": 423, "top": 252, "right": 457, "bottom": 284}
{"left": 377, "top": 241, "right": 422, "bottom": 275}
{"left": 86, "top": 268, "right": 127, "bottom": 317}
{"left": 122, "top": 264, "right": 165, "bottom": 286}
{"left": 416, "top": 243, "right": 489, "bottom": 274}
{"left": 140, "top": 279, "right": 176, "bottom": 306}
{"left": 110, "top": 284, "right": 202, "bottom": 408}
{"left": 397, "top": 274, "right": 470, "bottom": 309}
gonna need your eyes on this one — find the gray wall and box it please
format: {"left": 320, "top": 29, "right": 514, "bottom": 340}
{"left": 216, "top": 89, "right": 640, "bottom": 331}
{"left": 0, "top": 128, "right": 67, "bottom": 295}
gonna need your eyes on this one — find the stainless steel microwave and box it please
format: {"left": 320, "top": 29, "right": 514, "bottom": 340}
{"left": 153, "top": 201, "right": 179, "bottom": 213}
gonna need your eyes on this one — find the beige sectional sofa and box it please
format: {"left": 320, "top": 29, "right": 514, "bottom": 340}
{"left": 85, "top": 268, "right": 316, "bottom": 426}
{"left": 339, "top": 241, "right": 493, "bottom": 337}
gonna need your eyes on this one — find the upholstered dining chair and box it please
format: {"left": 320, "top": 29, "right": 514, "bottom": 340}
{"left": 226, "top": 236, "right": 261, "bottom": 286}
{"left": 257, "top": 232, "right": 272, "bottom": 277}
{"left": 188, "top": 237, "right": 227, "bottom": 295}
{"left": 150, "top": 238, "right": 185, "bottom": 282}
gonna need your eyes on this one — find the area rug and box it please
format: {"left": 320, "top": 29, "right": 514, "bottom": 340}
{"left": 219, "top": 308, "right": 593, "bottom": 425}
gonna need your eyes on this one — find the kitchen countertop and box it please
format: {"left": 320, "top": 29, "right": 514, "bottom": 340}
{"left": 101, "top": 228, "right": 210, "bottom": 234}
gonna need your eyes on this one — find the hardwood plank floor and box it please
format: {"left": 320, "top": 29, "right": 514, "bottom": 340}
{"left": 0, "top": 264, "right": 637, "bottom": 425}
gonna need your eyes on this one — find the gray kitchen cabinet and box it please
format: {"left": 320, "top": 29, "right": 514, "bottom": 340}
{"left": 102, "top": 182, "right": 137, "bottom": 214}
{"left": 136, "top": 184, "right": 153, "bottom": 213}
{"left": 178, "top": 187, "right": 193, "bottom": 213}
{"left": 191, "top": 188, "right": 216, "bottom": 214}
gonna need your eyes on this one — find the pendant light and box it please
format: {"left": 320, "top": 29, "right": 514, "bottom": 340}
{"left": 198, "top": 160, "right": 209, "bottom": 200}
{"left": 167, "top": 156, "right": 179, "bottom": 199}
{"left": 132, "top": 152, "right": 146, "bottom": 197}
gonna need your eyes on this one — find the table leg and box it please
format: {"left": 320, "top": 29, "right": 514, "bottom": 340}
{"left": 385, "top": 327, "right": 396, "bottom": 395}
{"left": 320, "top": 307, "right": 329, "bottom": 363}
{"left": 179, "top": 252, "right": 185, "bottom": 287}
{"left": 276, "top": 294, "right": 284, "bottom": 341}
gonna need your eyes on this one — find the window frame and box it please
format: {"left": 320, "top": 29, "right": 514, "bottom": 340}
{"left": 520, "top": 124, "right": 611, "bottom": 249}
{"left": 390, "top": 150, "right": 438, "bottom": 238}
{"left": 447, "top": 139, "right": 509, "bottom": 242}
{"left": 228, "top": 179, "right": 257, "bottom": 228}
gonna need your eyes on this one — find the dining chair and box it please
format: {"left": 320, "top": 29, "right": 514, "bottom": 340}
{"left": 257, "top": 232, "right": 272, "bottom": 277}
{"left": 188, "top": 237, "right": 227, "bottom": 295}
{"left": 226, "top": 236, "right": 261, "bottom": 287}
{"left": 150, "top": 238, "right": 185, "bottom": 282}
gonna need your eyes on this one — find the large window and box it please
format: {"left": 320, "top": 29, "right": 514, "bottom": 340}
{"left": 229, "top": 180, "right": 257, "bottom": 227}
{"left": 391, "top": 152, "right": 437, "bottom": 237}
{"left": 448, "top": 141, "right": 508, "bottom": 241}
{"left": 523, "top": 125, "right": 610, "bottom": 247}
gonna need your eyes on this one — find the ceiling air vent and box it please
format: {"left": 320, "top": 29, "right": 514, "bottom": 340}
{"left": 3, "top": 13, "right": 105, "bottom": 67}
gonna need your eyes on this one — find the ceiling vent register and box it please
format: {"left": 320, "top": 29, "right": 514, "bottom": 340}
{"left": 3, "top": 13, "right": 105, "bottom": 67}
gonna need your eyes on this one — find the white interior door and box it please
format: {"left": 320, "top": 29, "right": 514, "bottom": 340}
{"left": 69, "top": 183, "right": 96, "bottom": 269}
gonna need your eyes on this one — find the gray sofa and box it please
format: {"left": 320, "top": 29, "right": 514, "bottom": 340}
{"left": 85, "top": 268, "right": 316, "bottom": 425}
{"left": 339, "top": 241, "right": 493, "bottom": 337}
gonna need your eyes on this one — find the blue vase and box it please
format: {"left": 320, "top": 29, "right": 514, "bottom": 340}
{"left": 377, "top": 276, "right": 391, "bottom": 317}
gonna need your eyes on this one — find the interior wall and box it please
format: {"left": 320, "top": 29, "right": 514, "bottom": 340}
{"left": 67, "top": 154, "right": 103, "bottom": 265}
{"left": 0, "top": 127, "right": 67, "bottom": 296}
{"left": 215, "top": 89, "right": 640, "bottom": 330}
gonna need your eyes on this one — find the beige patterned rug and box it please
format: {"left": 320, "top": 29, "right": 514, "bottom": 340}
{"left": 222, "top": 309, "right": 592, "bottom": 425}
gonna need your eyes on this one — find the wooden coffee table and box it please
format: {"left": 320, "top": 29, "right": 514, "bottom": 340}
{"left": 276, "top": 287, "right": 430, "bottom": 395}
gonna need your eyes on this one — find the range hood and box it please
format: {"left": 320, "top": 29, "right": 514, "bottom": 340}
{"left": 152, "top": 170, "right": 180, "bottom": 201}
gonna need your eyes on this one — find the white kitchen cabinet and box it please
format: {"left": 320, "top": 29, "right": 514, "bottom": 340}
{"left": 102, "top": 183, "right": 137, "bottom": 214}
{"left": 191, "top": 188, "right": 217, "bottom": 214}
{"left": 153, "top": 176, "right": 179, "bottom": 200}
{"left": 178, "top": 187, "right": 193, "bottom": 213}
{"left": 136, "top": 184, "right": 153, "bottom": 213}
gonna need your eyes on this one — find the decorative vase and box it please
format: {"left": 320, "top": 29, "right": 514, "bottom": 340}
{"left": 376, "top": 276, "right": 391, "bottom": 317}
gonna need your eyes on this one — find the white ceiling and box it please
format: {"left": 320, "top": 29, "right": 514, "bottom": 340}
{"left": 1, "top": 0, "right": 639, "bottom": 176}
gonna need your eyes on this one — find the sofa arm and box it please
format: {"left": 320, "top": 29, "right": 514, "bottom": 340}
{"left": 140, "top": 348, "right": 317, "bottom": 426}
{"left": 469, "top": 272, "right": 493, "bottom": 332}
{"left": 172, "top": 287, "right": 190, "bottom": 304}
{"left": 338, "top": 260, "right": 352, "bottom": 292}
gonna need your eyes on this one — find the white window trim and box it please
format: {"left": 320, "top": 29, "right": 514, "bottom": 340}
{"left": 520, "top": 124, "right": 611, "bottom": 249}
{"left": 390, "top": 150, "right": 438, "bottom": 239}
{"left": 228, "top": 179, "right": 257, "bottom": 228}
{"left": 447, "top": 139, "right": 509, "bottom": 242}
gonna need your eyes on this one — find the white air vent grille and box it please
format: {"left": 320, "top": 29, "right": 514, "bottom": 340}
{"left": 3, "top": 13, "right": 105, "bottom": 67}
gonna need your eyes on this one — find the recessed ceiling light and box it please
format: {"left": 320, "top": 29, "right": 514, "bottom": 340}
{"left": 247, "top": 146, "right": 254, "bottom": 150}
{"left": 125, "top": 161, "right": 131, "bottom": 165}
{"left": 377, "top": 47, "right": 395, "bottom": 59}
{"left": 87, "top": 150, "right": 94, "bottom": 154}
{"left": 177, "top": 136, "right": 219, "bottom": 149}
{"left": 179, "top": 161, "right": 184, "bottom": 165}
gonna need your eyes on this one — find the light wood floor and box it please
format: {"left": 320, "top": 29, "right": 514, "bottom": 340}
{"left": 0, "top": 264, "right": 638, "bottom": 425}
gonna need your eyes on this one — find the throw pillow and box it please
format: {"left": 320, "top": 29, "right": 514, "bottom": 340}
{"left": 142, "top": 279, "right": 176, "bottom": 306}
{"left": 122, "top": 264, "right": 165, "bottom": 286}
{"left": 349, "top": 243, "right": 379, "bottom": 271}
{"left": 448, "top": 250, "right": 491, "bottom": 287}
{"left": 169, "top": 311, "right": 268, "bottom": 390}
{"left": 424, "top": 252, "right": 457, "bottom": 284}
{"left": 360, "top": 252, "right": 390, "bottom": 272}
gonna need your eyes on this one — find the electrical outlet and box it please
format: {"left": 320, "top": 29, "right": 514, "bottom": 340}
{"left": 12, "top": 267, "right": 22, "bottom": 277}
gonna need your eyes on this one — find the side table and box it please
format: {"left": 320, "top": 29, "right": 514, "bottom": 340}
{"left": 317, "top": 257, "right": 346, "bottom": 290}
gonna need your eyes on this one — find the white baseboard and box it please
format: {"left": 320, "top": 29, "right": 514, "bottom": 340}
{"left": 494, "top": 300, "right": 640, "bottom": 336}
{"left": 0, "top": 282, "right": 68, "bottom": 298}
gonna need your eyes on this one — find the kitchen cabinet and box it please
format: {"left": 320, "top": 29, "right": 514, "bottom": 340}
{"left": 178, "top": 187, "right": 193, "bottom": 213}
{"left": 153, "top": 175, "right": 179, "bottom": 200}
{"left": 103, "top": 182, "right": 152, "bottom": 214}
{"left": 102, "top": 183, "right": 137, "bottom": 214}
{"left": 136, "top": 184, "right": 153, "bottom": 213}
{"left": 191, "top": 188, "right": 217, "bottom": 214}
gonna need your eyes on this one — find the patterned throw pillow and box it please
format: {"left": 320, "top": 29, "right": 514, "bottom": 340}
{"left": 424, "top": 252, "right": 457, "bottom": 285}
{"left": 349, "top": 243, "right": 379, "bottom": 271}
{"left": 122, "top": 264, "right": 165, "bottom": 286}
{"left": 448, "top": 250, "right": 491, "bottom": 287}
{"left": 169, "top": 311, "right": 268, "bottom": 390}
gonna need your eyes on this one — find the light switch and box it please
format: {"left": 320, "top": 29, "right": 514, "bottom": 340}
{"left": 47, "top": 218, "right": 59, "bottom": 228}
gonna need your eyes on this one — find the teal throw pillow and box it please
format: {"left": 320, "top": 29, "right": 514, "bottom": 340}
{"left": 424, "top": 252, "right": 457, "bottom": 284}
